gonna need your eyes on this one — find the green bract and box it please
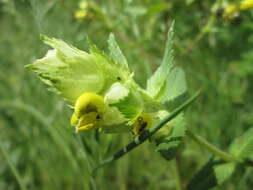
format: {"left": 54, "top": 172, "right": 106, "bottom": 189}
{"left": 26, "top": 35, "right": 131, "bottom": 103}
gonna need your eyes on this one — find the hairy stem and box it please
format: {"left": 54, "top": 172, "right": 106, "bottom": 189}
{"left": 173, "top": 156, "right": 183, "bottom": 190}
{"left": 186, "top": 130, "right": 238, "bottom": 162}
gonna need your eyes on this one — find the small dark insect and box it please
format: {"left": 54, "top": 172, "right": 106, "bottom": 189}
{"left": 117, "top": 76, "right": 121, "bottom": 81}
{"left": 96, "top": 114, "right": 101, "bottom": 120}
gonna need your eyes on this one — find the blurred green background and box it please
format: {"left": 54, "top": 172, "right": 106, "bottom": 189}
{"left": 1, "top": 0, "right": 253, "bottom": 189}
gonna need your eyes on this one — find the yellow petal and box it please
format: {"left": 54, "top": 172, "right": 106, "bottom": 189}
{"left": 240, "top": 0, "right": 253, "bottom": 10}
{"left": 74, "top": 92, "right": 105, "bottom": 118}
{"left": 77, "top": 123, "right": 95, "bottom": 131}
{"left": 70, "top": 113, "right": 78, "bottom": 126}
{"left": 74, "top": 10, "right": 87, "bottom": 19}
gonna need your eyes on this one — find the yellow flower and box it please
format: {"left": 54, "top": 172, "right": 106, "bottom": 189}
{"left": 74, "top": 10, "right": 87, "bottom": 19}
{"left": 240, "top": 0, "right": 253, "bottom": 9}
{"left": 74, "top": 1, "right": 89, "bottom": 19}
{"left": 71, "top": 93, "right": 105, "bottom": 132}
{"left": 132, "top": 113, "right": 154, "bottom": 135}
{"left": 224, "top": 0, "right": 253, "bottom": 19}
{"left": 224, "top": 4, "right": 238, "bottom": 18}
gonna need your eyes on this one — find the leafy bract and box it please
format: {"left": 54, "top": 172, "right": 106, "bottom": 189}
{"left": 26, "top": 48, "right": 104, "bottom": 103}
{"left": 108, "top": 33, "right": 129, "bottom": 71}
{"left": 146, "top": 21, "right": 174, "bottom": 99}
{"left": 26, "top": 35, "right": 131, "bottom": 104}
{"left": 158, "top": 67, "right": 188, "bottom": 106}
{"left": 88, "top": 37, "right": 131, "bottom": 82}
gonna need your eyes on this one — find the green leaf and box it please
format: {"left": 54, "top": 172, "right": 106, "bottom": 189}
{"left": 158, "top": 67, "right": 188, "bottom": 106}
{"left": 108, "top": 33, "right": 129, "bottom": 71}
{"left": 229, "top": 127, "right": 253, "bottom": 161}
{"left": 186, "top": 159, "right": 218, "bottom": 190}
{"left": 155, "top": 113, "right": 186, "bottom": 161}
{"left": 214, "top": 162, "right": 236, "bottom": 185}
{"left": 186, "top": 159, "right": 235, "bottom": 190}
{"left": 146, "top": 21, "right": 175, "bottom": 99}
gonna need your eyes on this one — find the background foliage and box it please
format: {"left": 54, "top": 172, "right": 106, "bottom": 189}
{"left": 0, "top": 0, "right": 253, "bottom": 189}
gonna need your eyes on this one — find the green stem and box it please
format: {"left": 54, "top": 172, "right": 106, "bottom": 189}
{"left": 93, "top": 90, "right": 201, "bottom": 173}
{"left": 186, "top": 130, "right": 238, "bottom": 162}
{"left": 173, "top": 157, "right": 183, "bottom": 190}
{"left": 76, "top": 134, "right": 97, "bottom": 190}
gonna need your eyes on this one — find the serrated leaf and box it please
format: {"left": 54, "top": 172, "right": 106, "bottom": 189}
{"left": 158, "top": 67, "right": 188, "bottom": 105}
{"left": 155, "top": 113, "right": 186, "bottom": 161}
{"left": 229, "top": 127, "right": 253, "bottom": 161}
{"left": 186, "top": 159, "right": 218, "bottom": 190}
{"left": 108, "top": 33, "right": 129, "bottom": 71}
{"left": 187, "top": 159, "right": 235, "bottom": 190}
{"left": 146, "top": 21, "right": 175, "bottom": 99}
{"left": 214, "top": 162, "right": 235, "bottom": 185}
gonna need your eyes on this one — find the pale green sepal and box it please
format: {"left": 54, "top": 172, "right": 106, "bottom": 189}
{"left": 105, "top": 82, "right": 129, "bottom": 104}
{"left": 105, "top": 82, "right": 143, "bottom": 120}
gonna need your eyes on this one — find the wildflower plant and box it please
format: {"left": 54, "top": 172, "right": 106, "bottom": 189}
{"left": 25, "top": 22, "right": 253, "bottom": 189}
{"left": 26, "top": 21, "right": 193, "bottom": 159}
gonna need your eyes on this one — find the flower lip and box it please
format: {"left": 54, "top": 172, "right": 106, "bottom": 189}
{"left": 71, "top": 92, "right": 105, "bottom": 132}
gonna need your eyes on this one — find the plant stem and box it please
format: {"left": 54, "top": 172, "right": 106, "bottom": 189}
{"left": 173, "top": 156, "right": 183, "bottom": 190}
{"left": 76, "top": 134, "right": 97, "bottom": 190}
{"left": 186, "top": 130, "right": 238, "bottom": 162}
